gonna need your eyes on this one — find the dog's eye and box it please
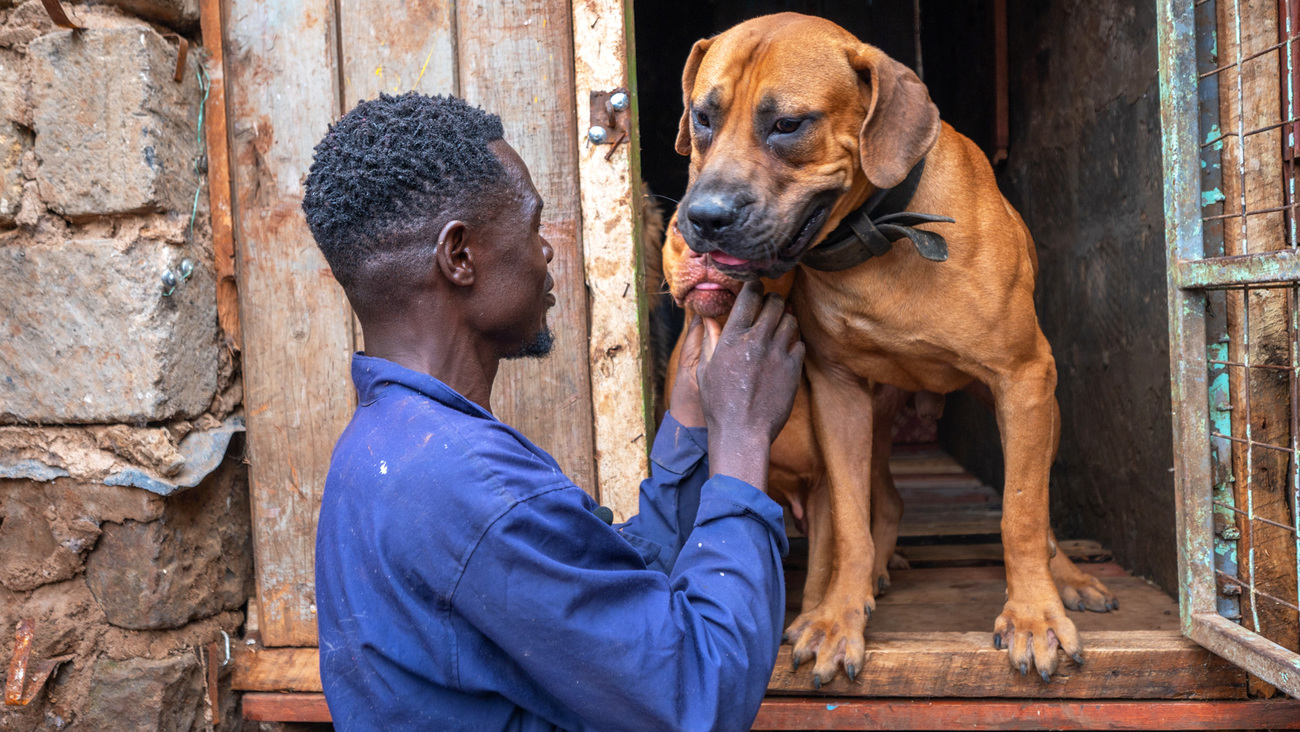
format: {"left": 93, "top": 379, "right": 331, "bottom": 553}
{"left": 694, "top": 111, "right": 710, "bottom": 128}
{"left": 773, "top": 117, "right": 803, "bottom": 135}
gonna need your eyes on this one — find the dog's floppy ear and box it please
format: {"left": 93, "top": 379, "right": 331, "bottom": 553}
{"left": 849, "top": 45, "right": 940, "bottom": 190}
{"left": 676, "top": 37, "right": 714, "bottom": 156}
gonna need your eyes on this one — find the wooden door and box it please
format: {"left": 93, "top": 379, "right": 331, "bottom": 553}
{"left": 1157, "top": 0, "right": 1300, "bottom": 697}
{"left": 224, "top": 0, "right": 648, "bottom": 648}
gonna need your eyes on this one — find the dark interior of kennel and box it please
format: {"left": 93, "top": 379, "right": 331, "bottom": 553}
{"left": 634, "top": 0, "right": 1177, "bottom": 597}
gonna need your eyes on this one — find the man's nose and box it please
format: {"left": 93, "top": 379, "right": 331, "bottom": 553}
{"left": 685, "top": 192, "right": 751, "bottom": 239}
{"left": 542, "top": 239, "right": 554, "bottom": 263}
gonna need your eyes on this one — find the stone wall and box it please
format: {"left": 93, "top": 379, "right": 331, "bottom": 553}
{"left": 939, "top": 0, "right": 1178, "bottom": 594}
{"left": 0, "top": 2, "right": 254, "bottom": 729}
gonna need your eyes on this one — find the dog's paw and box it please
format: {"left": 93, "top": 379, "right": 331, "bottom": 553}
{"left": 1057, "top": 572, "right": 1118, "bottom": 613}
{"left": 887, "top": 551, "right": 911, "bottom": 571}
{"left": 992, "top": 598, "right": 1082, "bottom": 681}
{"left": 784, "top": 592, "right": 873, "bottom": 689}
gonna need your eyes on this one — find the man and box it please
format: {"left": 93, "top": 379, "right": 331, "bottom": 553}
{"left": 304, "top": 92, "right": 803, "bottom": 731}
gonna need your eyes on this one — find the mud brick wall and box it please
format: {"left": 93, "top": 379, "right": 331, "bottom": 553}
{"left": 0, "top": 2, "right": 253, "bottom": 729}
{"left": 940, "top": 0, "right": 1177, "bottom": 593}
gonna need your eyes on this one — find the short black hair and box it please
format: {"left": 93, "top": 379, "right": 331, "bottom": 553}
{"left": 302, "top": 92, "right": 507, "bottom": 291}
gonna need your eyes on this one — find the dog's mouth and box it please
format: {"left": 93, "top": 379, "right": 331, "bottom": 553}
{"left": 706, "top": 202, "right": 831, "bottom": 280}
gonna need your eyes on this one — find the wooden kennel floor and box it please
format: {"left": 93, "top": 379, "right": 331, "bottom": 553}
{"left": 237, "top": 445, "right": 1300, "bottom": 728}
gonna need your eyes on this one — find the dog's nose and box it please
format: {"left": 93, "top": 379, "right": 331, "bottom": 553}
{"left": 686, "top": 194, "right": 746, "bottom": 238}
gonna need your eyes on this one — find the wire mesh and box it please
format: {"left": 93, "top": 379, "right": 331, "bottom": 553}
{"left": 1195, "top": 0, "right": 1300, "bottom": 672}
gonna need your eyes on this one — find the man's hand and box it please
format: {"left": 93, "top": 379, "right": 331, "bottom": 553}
{"left": 696, "top": 281, "right": 804, "bottom": 490}
{"left": 668, "top": 316, "right": 708, "bottom": 428}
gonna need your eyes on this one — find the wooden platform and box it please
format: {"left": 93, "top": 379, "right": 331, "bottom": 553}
{"left": 233, "top": 445, "right": 1300, "bottom": 728}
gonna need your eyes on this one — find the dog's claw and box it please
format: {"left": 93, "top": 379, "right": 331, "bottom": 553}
{"left": 993, "top": 634, "right": 1002, "bottom": 650}
{"left": 1040, "top": 670, "right": 1051, "bottom": 683}
{"left": 1019, "top": 662, "right": 1028, "bottom": 677}
{"left": 812, "top": 676, "right": 821, "bottom": 691}
{"left": 792, "top": 656, "right": 800, "bottom": 672}
{"left": 1076, "top": 600, "right": 1085, "bottom": 612}
{"left": 877, "top": 577, "right": 886, "bottom": 595}
{"left": 846, "top": 664, "right": 857, "bottom": 682}
{"left": 1072, "top": 652, "right": 1084, "bottom": 666}
{"left": 1110, "top": 598, "right": 1120, "bottom": 611}
{"left": 781, "top": 632, "right": 789, "bottom": 644}
{"left": 864, "top": 604, "right": 872, "bottom": 620}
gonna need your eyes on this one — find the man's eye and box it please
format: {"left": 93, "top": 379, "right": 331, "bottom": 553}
{"left": 773, "top": 117, "right": 803, "bottom": 134}
{"left": 694, "top": 111, "right": 710, "bottom": 128}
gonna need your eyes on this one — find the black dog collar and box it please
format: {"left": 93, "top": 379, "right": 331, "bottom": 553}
{"left": 800, "top": 158, "right": 955, "bottom": 272}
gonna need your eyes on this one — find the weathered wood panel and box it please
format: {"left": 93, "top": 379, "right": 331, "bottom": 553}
{"left": 573, "top": 0, "right": 651, "bottom": 520}
{"left": 456, "top": 0, "right": 597, "bottom": 494}
{"left": 338, "top": 0, "right": 457, "bottom": 105}
{"left": 232, "top": 646, "right": 323, "bottom": 692}
{"left": 225, "top": 0, "right": 351, "bottom": 647}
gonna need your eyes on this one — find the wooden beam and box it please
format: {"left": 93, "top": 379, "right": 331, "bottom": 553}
{"left": 571, "top": 0, "right": 652, "bottom": 520}
{"left": 769, "top": 631, "right": 1245, "bottom": 699}
{"left": 241, "top": 692, "right": 331, "bottom": 723}
{"left": 751, "top": 698, "right": 1300, "bottom": 730}
{"left": 198, "top": 0, "right": 238, "bottom": 348}
{"left": 456, "top": 0, "right": 598, "bottom": 495}
{"left": 224, "top": 0, "right": 351, "bottom": 647}
{"left": 337, "top": 0, "right": 456, "bottom": 104}
{"left": 239, "top": 693, "right": 1300, "bottom": 727}
{"left": 231, "top": 646, "right": 322, "bottom": 693}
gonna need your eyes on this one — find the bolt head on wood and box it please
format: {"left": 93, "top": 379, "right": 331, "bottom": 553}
{"left": 588, "top": 125, "right": 609, "bottom": 144}
{"left": 609, "top": 92, "right": 629, "bottom": 111}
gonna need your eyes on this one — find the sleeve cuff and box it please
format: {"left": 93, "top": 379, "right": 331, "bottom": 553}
{"left": 649, "top": 411, "right": 709, "bottom": 476}
{"left": 694, "top": 474, "right": 789, "bottom": 557}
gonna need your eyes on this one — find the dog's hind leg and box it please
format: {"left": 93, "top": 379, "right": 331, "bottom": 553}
{"left": 869, "top": 385, "right": 907, "bottom": 596}
{"left": 989, "top": 354, "right": 1082, "bottom": 681}
{"left": 1049, "top": 528, "right": 1119, "bottom": 612}
{"left": 784, "top": 358, "right": 876, "bottom": 688}
{"left": 800, "top": 480, "right": 834, "bottom": 613}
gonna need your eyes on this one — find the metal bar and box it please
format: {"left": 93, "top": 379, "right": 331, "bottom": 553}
{"left": 1160, "top": 0, "right": 1219, "bottom": 628}
{"left": 1210, "top": 430, "right": 1298, "bottom": 454}
{"left": 1210, "top": 358, "right": 1294, "bottom": 370}
{"left": 1212, "top": 500, "right": 1300, "bottom": 533}
{"left": 1202, "top": 200, "right": 1300, "bottom": 222}
{"left": 1216, "top": 571, "right": 1300, "bottom": 612}
{"left": 1189, "top": 612, "right": 1300, "bottom": 696}
{"left": 1177, "top": 249, "right": 1300, "bottom": 288}
{"left": 1199, "top": 32, "right": 1300, "bottom": 80}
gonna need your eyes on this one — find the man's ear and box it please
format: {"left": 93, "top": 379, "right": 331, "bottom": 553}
{"left": 675, "top": 37, "right": 714, "bottom": 157}
{"left": 849, "top": 45, "right": 941, "bottom": 190}
{"left": 436, "top": 220, "right": 475, "bottom": 287}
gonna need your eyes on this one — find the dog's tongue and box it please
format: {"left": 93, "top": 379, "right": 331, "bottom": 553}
{"left": 710, "top": 251, "right": 752, "bottom": 267}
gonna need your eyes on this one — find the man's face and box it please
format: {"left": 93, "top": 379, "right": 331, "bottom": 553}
{"left": 474, "top": 140, "right": 556, "bottom": 359}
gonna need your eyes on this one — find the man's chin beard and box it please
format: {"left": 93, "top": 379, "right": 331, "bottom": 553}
{"left": 504, "top": 327, "right": 555, "bottom": 360}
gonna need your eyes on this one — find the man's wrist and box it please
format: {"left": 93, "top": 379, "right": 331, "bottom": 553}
{"left": 707, "top": 429, "right": 770, "bottom": 490}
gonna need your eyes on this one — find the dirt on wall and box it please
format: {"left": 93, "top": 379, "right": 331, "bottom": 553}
{"left": 940, "top": 0, "right": 1177, "bottom": 594}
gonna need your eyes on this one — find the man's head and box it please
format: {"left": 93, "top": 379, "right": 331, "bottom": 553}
{"left": 302, "top": 93, "right": 555, "bottom": 360}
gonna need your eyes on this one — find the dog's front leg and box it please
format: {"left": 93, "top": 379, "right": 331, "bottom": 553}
{"left": 991, "top": 357, "right": 1082, "bottom": 680}
{"left": 869, "top": 385, "right": 906, "bottom": 596}
{"left": 784, "top": 357, "right": 875, "bottom": 687}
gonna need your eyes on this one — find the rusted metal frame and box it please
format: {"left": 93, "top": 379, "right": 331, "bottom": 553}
{"left": 1216, "top": 571, "right": 1300, "bottom": 611}
{"left": 1202, "top": 201, "right": 1300, "bottom": 222}
{"left": 1210, "top": 357, "right": 1293, "bottom": 370}
{"left": 1200, "top": 32, "right": 1300, "bottom": 79}
{"left": 1176, "top": 249, "right": 1300, "bottom": 288}
{"left": 1210, "top": 429, "right": 1297, "bottom": 454}
{"left": 1213, "top": 499, "right": 1299, "bottom": 533}
{"left": 1189, "top": 612, "right": 1300, "bottom": 695}
{"left": 1160, "top": 0, "right": 1219, "bottom": 631}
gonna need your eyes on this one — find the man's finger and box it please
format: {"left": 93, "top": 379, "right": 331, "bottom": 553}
{"left": 724, "top": 281, "right": 764, "bottom": 333}
{"left": 680, "top": 315, "right": 705, "bottom": 368}
{"left": 774, "top": 311, "right": 801, "bottom": 351}
{"left": 702, "top": 318, "right": 722, "bottom": 364}
{"left": 751, "top": 292, "right": 786, "bottom": 339}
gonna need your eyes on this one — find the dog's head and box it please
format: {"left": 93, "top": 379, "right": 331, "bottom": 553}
{"left": 675, "top": 13, "right": 941, "bottom": 280}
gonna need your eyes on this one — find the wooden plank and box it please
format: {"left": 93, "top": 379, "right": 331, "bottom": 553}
{"left": 338, "top": 0, "right": 456, "bottom": 104}
{"left": 225, "top": 0, "right": 351, "bottom": 647}
{"left": 199, "top": 0, "right": 238, "bottom": 348}
{"left": 456, "top": 0, "right": 598, "bottom": 496}
{"left": 1189, "top": 611, "right": 1300, "bottom": 699}
{"left": 572, "top": 0, "right": 652, "bottom": 520}
{"left": 231, "top": 646, "right": 322, "bottom": 693}
{"left": 241, "top": 692, "right": 331, "bottom": 723}
{"left": 768, "top": 631, "right": 1245, "bottom": 699}
{"left": 752, "top": 698, "right": 1300, "bottom": 730}
{"left": 899, "top": 507, "right": 1003, "bottom": 537}
{"left": 897, "top": 540, "right": 1112, "bottom": 566}
{"left": 239, "top": 693, "right": 1300, "bottom": 727}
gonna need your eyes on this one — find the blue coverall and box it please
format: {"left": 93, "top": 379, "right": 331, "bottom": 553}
{"left": 315, "top": 354, "right": 789, "bottom": 731}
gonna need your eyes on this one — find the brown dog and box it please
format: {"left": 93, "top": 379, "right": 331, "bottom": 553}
{"left": 672, "top": 13, "right": 1115, "bottom": 683}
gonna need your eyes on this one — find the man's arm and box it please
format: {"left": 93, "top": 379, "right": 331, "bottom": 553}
{"left": 616, "top": 411, "right": 710, "bottom": 574}
{"left": 452, "top": 475, "right": 786, "bottom": 732}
